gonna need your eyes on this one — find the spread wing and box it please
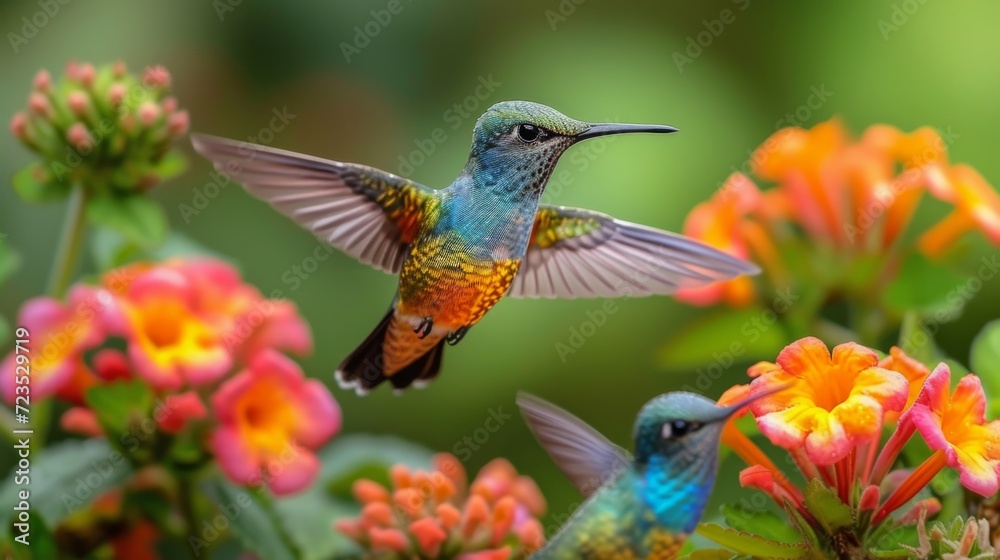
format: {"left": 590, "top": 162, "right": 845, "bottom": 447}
{"left": 191, "top": 134, "right": 434, "bottom": 274}
{"left": 517, "top": 393, "right": 632, "bottom": 497}
{"left": 508, "top": 205, "right": 759, "bottom": 299}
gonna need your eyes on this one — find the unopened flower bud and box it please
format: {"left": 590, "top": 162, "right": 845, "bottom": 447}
{"left": 859, "top": 485, "right": 880, "bottom": 511}
{"left": 67, "top": 123, "right": 93, "bottom": 151}
{"left": 33, "top": 69, "right": 52, "bottom": 92}
{"left": 67, "top": 91, "right": 90, "bottom": 118}
{"left": 108, "top": 83, "right": 126, "bottom": 107}
{"left": 65, "top": 60, "right": 80, "bottom": 81}
{"left": 28, "top": 92, "right": 52, "bottom": 118}
{"left": 162, "top": 96, "right": 178, "bottom": 114}
{"left": 9, "top": 113, "right": 28, "bottom": 140}
{"left": 138, "top": 101, "right": 161, "bottom": 127}
{"left": 143, "top": 65, "right": 171, "bottom": 88}
{"left": 78, "top": 63, "right": 96, "bottom": 88}
{"left": 167, "top": 110, "right": 189, "bottom": 135}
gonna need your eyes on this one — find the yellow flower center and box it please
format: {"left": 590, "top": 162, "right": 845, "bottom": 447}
{"left": 236, "top": 379, "right": 299, "bottom": 456}
{"left": 128, "top": 298, "right": 220, "bottom": 366}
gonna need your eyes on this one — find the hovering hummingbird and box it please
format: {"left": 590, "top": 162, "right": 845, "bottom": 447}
{"left": 191, "top": 101, "right": 757, "bottom": 394}
{"left": 518, "top": 389, "right": 779, "bottom": 559}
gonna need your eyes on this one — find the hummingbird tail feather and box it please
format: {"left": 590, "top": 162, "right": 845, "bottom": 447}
{"left": 335, "top": 308, "right": 445, "bottom": 395}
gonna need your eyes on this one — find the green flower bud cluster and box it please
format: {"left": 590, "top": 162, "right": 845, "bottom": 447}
{"left": 10, "top": 61, "right": 188, "bottom": 201}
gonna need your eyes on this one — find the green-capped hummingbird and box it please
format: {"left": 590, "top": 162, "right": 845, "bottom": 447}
{"left": 191, "top": 101, "right": 758, "bottom": 394}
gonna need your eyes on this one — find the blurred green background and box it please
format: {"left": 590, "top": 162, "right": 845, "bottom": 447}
{"left": 2, "top": 0, "right": 999, "bottom": 536}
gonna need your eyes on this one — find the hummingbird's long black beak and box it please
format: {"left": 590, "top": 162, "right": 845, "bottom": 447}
{"left": 711, "top": 382, "right": 795, "bottom": 423}
{"left": 576, "top": 122, "right": 679, "bottom": 140}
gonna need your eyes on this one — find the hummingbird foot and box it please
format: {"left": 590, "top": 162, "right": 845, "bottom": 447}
{"left": 446, "top": 326, "right": 470, "bottom": 346}
{"left": 413, "top": 316, "right": 434, "bottom": 339}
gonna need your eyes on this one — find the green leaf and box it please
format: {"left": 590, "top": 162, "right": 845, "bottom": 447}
{"left": 273, "top": 434, "right": 434, "bottom": 560}
{"left": 86, "top": 193, "right": 168, "bottom": 248}
{"left": 151, "top": 231, "right": 229, "bottom": 263}
{"left": 0, "top": 237, "right": 22, "bottom": 288}
{"left": 721, "top": 503, "right": 802, "bottom": 544}
{"left": 971, "top": 319, "right": 1000, "bottom": 414}
{"left": 971, "top": 319, "right": 1000, "bottom": 379}
{"left": 659, "top": 307, "right": 788, "bottom": 371}
{"left": 11, "top": 163, "right": 70, "bottom": 202}
{"left": 90, "top": 227, "right": 144, "bottom": 271}
{"left": 91, "top": 228, "right": 228, "bottom": 272}
{"left": 202, "top": 478, "right": 299, "bottom": 560}
{"left": 152, "top": 152, "right": 188, "bottom": 182}
{"left": 802, "top": 479, "right": 853, "bottom": 533}
{"left": 678, "top": 549, "right": 738, "bottom": 560}
{"left": 883, "top": 252, "right": 967, "bottom": 318}
{"left": 84, "top": 380, "right": 154, "bottom": 448}
{"left": 0, "top": 439, "right": 134, "bottom": 532}
{"left": 898, "top": 311, "right": 945, "bottom": 367}
{"left": 0, "top": 316, "right": 9, "bottom": 348}
{"left": 696, "top": 524, "right": 808, "bottom": 558}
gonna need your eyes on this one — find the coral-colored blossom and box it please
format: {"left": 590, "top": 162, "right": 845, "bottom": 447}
{"left": 679, "top": 117, "right": 1000, "bottom": 310}
{"left": 104, "top": 260, "right": 311, "bottom": 390}
{"left": 919, "top": 164, "right": 1000, "bottom": 257}
{"left": 748, "top": 337, "right": 908, "bottom": 465}
{"left": 891, "top": 365, "right": 1000, "bottom": 497}
{"left": 106, "top": 264, "right": 233, "bottom": 389}
{"left": 678, "top": 173, "right": 764, "bottom": 306}
{"left": 337, "top": 453, "right": 546, "bottom": 559}
{"left": 211, "top": 350, "right": 339, "bottom": 495}
{"left": 878, "top": 346, "right": 931, "bottom": 420}
{"left": 0, "top": 285, "right": 106, "bottom": 403}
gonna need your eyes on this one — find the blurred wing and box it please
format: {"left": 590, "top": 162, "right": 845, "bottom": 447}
{"left": 191, "top": 134, "right": 434, "bottom": 274}
{"left": 508, "top": 205, "right": 759, "bottom": 299}
{"left": 517, "top": 392, "right": 631, "bottom": 498}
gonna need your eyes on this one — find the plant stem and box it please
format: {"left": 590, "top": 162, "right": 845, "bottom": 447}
{"left": 178, "top": 474, "right": 204, "bottom": 560}
{"left": 35, "top": 187, "right": 89, "bottom": 448}
{"left": 48, "top": 186, "right": 88, "bottom": 298}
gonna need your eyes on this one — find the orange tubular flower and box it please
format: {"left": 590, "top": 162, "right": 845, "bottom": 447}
{"left": 872, "top": 364, "right": 1000, "bottom": 524}
{"left": 752, "top": 119, "right": 849, "bottom": 245}
{"left": 677, "top": 172, "right": 768, "bottom": 307}
{"left": 919, "top": 164, "right": 1000, "bottom": 257}
{"left": 877, "top": 346, "right": 931, "bottom": 421}
{"left": 748, "top": 337, "right": 908, "bottom": 466}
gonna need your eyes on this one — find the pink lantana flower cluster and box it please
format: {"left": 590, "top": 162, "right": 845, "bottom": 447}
{"left": 0, "top": 258, "right": 340, "bottom": 495}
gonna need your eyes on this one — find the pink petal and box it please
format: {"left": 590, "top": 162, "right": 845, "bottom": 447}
{"left": 212, "top": 426, "right": 261, "bottom": 486}
{"left": 293, "top": 379, "right": 341, "bottom": 447}
{"left": 180, "top": 347, "right": 232, "bottom": 386}
{"left": 242, "top": 300, "right": 312, "bottom": 358}
{"left": 265, "top": 447, "right": 320, "bottom": 496}
{"left": 211, "top": 368, "right": 256, "bottom": 424}
{"left": 907, "top": 405, "right": 950, "bottom": 451}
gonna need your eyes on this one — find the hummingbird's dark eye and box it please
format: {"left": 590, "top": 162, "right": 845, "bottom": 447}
{"left": 516, "top": 124, "right": 541, "bottom": 143}
{"left": 662, "top": 420, "right": 702, "bottom": 440}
